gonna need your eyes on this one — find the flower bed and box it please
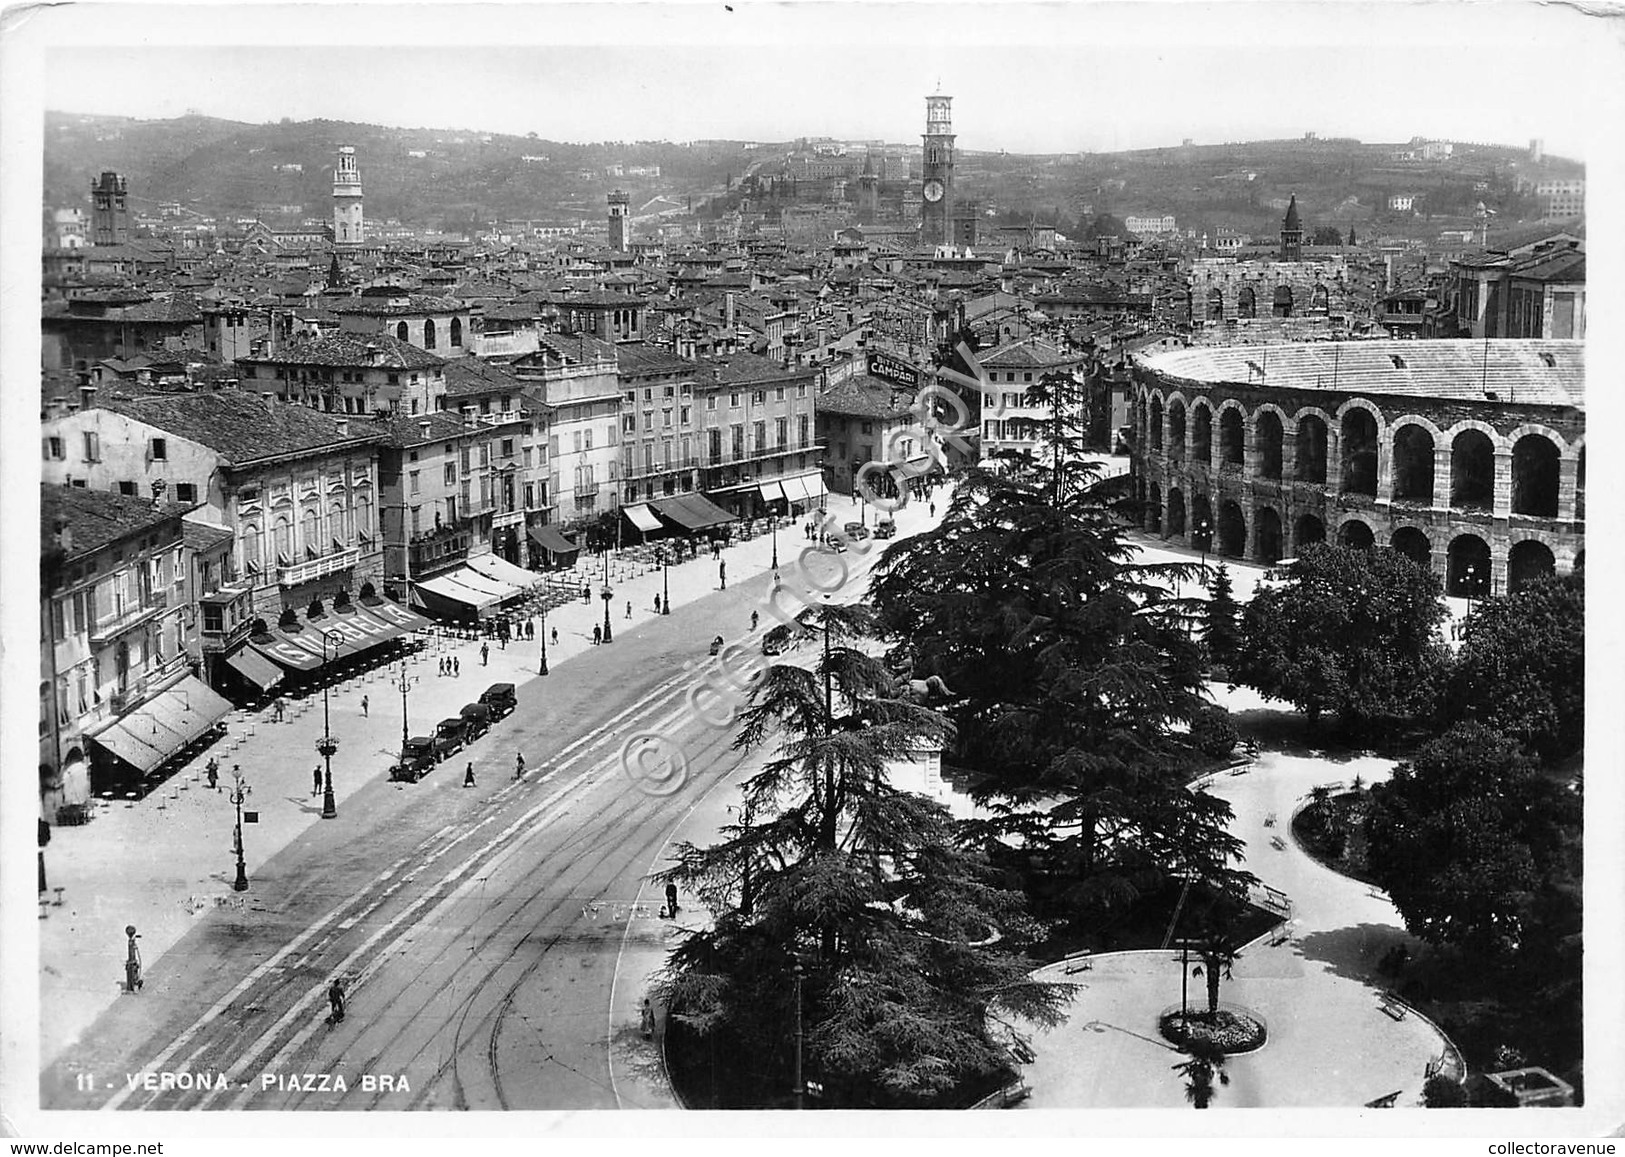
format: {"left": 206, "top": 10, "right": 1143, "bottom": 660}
{"left": 1160, "top": 1007, "right": 1267, "bottom": 1054}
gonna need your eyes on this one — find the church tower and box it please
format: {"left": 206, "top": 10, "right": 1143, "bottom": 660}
{"left": 608, "top": 189, "right": 630, "bottom": 252}
{"left": 1279, "top": 194, "right": 1302, "bottom": 261}
{"left": 333, "top": 146, "right": 365, "bottom": 247}
{"left": 920, "top": 92, "right": 955, "bottom": 248}
{"left": 857, "top": 150, "right": 880, "bottom": 223}
{"left": 90, "top": 171, "right": 130, "bottom": 246}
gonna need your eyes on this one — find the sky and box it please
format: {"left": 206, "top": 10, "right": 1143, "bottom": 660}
{"left": 19, "top": 1, "right": 1620, "bottom": 160}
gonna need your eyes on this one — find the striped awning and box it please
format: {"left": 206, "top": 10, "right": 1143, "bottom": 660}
{"left": 89, "top": 677, "right": 233, "bottom": 773}
{"left": 224, "top": 647, "right": 284, "bottom": 693}
{"left": 623, "top": 504, "right": 662, "bottom": 533}
{"left": 466, "top": 553, "right": 540, "bottom": 590}
{"left": 758, "top": 481, "right": 786, "bottom": 502}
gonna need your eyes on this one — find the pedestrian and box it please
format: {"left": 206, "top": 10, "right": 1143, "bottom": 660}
{"left": 719, "top": 560, "right": 726, "bottom": 590}
{"left": 750, "top": 610, "right": 759, "bottom": 631}
{"left": 438, "top": 656, "right": 445, "bottom": 677}
{"left": 665, "top": 881, "right": 680, "bottom": 918}
{"left": 205, "top": 758, "right": 219, "bottom": 791}
{"left": 640, "top": 997, "right": 655, "bottom": 1039}
{"left": 514, "top": 753, "right": 525, "bottom": 780}
{"left": 327, "top": 978, "right": 345, "bottom": 1024}
{"left": 582, "top": 583, "right": 591, "bottom": 604}
{"left": 273, "top": 698, "right": 285, "bottom": 723}
{"left": 527, "top": 620, "right": 535, "bottom": 641}
{"left": 593, "top": 624, "right": 602, "bottom": 646}
{"left": 464, "top": 762, "right": 476, "bottom": 788}
{"left": 361, "top": 694, "right": 369, "bottom": 718}
{"left": 481, "top": 641, "right": 490, "bottom": 667}
{"left": 312, "top": 766, "right": 323, "bottom": 798}
{"left": 929, "top": 501, "right": 936, "bottom": 518}
{"left": 653, "top": 593, "right": 661, "bottom": 614}
{"left": 551, "top": 626, "right": 559, "bottom": 647}
{"left": 625, "top": 599, "right": 632, "bottom": 619}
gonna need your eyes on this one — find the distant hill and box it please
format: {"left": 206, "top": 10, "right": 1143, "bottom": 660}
{"left": 43, "top": 111, "right": 1577, "bottom": 240}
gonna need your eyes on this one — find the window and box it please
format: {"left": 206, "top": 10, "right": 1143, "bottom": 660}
{"left": 798, "top": 415, "right": 809, "bottom": 447}
{"left": 776, "top": 387, "right": 785, "bottom": 401}
{"left": 644, "top": 389, "right": 654, "bottom": 402}
{"left": 798, "top": 383, "right": 807, "bottom": 398}
{"left": 730, "top": 392, "right": 740, "bottom": 409}
{"left": 626, "top": 391, "right": 636, "bottom": 403}
{"left": 663, "top": 409, "right": 673, "bottom": 428}
{"left": 776, "top": 418, "right": 788, "bottom": 449}
{"left": 680, "top": 406, "right": 690, "bottom": 425}
{"left": 480, "top": 444, "right": 491, "bottom": 467}
{"left": 754, "top": 390, "right": 765, "bottom": 405}
{"left": 118, "top": 481, "right": 137, "bottom": 496}
{"left": 397, "top": 322, "right": 409, "bottom": 342}
{"left": 450, "top": 317, "right": 462, "bottom": 347}
{"left": 176, "top": 483, "right": 197, "bottom": 503}
{"left": 44, "top": 436, "right": 64, "bottom": 460}
{"left": 410, "top": 505, "right": 421, "bottom": 535}
{"left": 410, "top": 470, "right": 421, "bottom": 495}
{"left": 502, "top": 438, "right": 515, "bottom": 457}
{"left": 443, "top": 464, "right": 456, "bottom": 486}
{"left": 707, "top": 396, "right": 716, "bottom": 410}
{"left": 424, "top": 318, "right": 437, "bottom": 349}
{"left": 584, "top": 429, "right": 593, "bottom": 451}
{"left": 644, "top": 411, "right": 654, "bottom": 430}
{"left": 861, "top": 421, "right": 873, "bottom": 435}
{"left": 753, "top": 421, "right": 766, "bottom": 452}
{"left": 664, "top": 385, "right": 675, "bottom": 398}
{"left": 573, "top": 431, "right": 583, "bottom": 454}
{"left": 82, "top": 432, "right": 100, "bottom": 462}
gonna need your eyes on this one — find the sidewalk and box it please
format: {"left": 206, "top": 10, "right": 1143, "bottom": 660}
{"left": 39, "top": 487, "right": 945, "bottom": 1066}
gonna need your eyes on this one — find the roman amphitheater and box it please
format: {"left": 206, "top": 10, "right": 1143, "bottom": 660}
{"left": 1128, "top": 339, "right": 1584, "bottom": 596}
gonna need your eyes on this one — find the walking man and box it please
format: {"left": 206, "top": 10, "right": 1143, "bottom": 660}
{"left": 453, "top": 656, "right": 460, "bottom": 677}
{"left": 312, "top": 766, "right": 323, "bottom": 798}
{"left": 582, "top": 583, "right": 591, "bottom": 605}
{"left": 592, "top": 624, "right": 602, "bottom": 646}
{"left": 719, "top": 560, "right": 726, "bottom": 590}
{"left": 665, "top": 881, "right": 680, "bottom": 918}
{"left": 514, "top": 753, "right": 526, "bottom": 780}
{"left": 327, "top": 978, "right": 345, "bottom": 1025}
{"left": 273, "top": 698, "right": 285, "bottom": 723}
{"left": 640, "top": 997, "right": 655, "bottom": 1039}
{"left": 551, "top": 626, "right": 559, "bottom": 647}
{"left": 361, "top": 694, "right": 369, "bottom": 718}
{"left": 625, "top": 599, "right": 632, "bottom": 620}
{"left": 205, "top": 758, "right": 219, "bottom": 791}
{"left": 750, "top": 610, "right": 759, "bottom": 632}
{"left": 464, "top": 762, "right": 476, "bottom": 788}
{"left": 481, "top": 641, "right": 490, "bottom": 667}
{"left": 653, "top": 593, "right": 661, "bottom": 614}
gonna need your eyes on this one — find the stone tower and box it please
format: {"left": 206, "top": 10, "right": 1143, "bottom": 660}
{"left": 920, "top": 93, "right": 955, "bottom": 248}
{"left": 333, "top": 146, "right": 365, "bottom": 247}
{"left": 90, "top": 172, "right": 130, "bottom": 247}
{"left": 608, "top": 189, "right": 630, "bottom": 252}
{"left": 1280, "top": 194, "right": 1303, "bottom": 261}
{"left": 857, "top": 151, "right": 880, "bottom": 223}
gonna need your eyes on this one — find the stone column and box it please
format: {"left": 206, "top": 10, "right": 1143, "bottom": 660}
{"left": 1557, "top": 455, "right": 1579, "bottom": 522}
{"left": 1493, "top": 449, "right": 1514, "bottom": 518}
{"left": 1432, "top": 445, "right": 1453, "bottom": 511}
{"left": 1282, "top": 421, "right": 1299, "bottom": 485}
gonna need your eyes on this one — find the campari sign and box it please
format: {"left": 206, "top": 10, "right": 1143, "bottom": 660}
{"left": 867, "top": 351, "right": 920, "bottom": 388}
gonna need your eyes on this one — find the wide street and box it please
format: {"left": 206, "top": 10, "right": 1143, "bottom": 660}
{"left": 41, "top": 490, "right": 921, "bottom": 1112}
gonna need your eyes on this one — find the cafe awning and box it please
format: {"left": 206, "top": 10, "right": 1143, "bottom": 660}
{"left": 757, "top": 481, "right": 786, "bottom": 503}
{"left": 622, "top": 504, "right": 663, "bottom": 534}
{"left": 652, "top": 492, "right": 738, "bottom": 532}
{"left": 363, "top": 598, "right": 432, "bottom": 633}
{"left": 781, "top": 472, "right": 826, "bottom": 501}
{"left": 89, "top": 677, "right": 233, "bottom": 774}
{"left": 529, "top": 524, "right": 580, "bottom": 555}
{"left": 224, "top": 647, "right": 284, "bottom": 694}
{"left": 466, "top": 553, "right": 540, "bottom": 590}
{"left": 414, "top": 570, "right": 503, "bottom": 613}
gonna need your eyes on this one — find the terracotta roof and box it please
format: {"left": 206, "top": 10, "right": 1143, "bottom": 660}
{"left": 100, "top": 390, "right": 384, "bottom": 467}
{"left": 42, "top": 483, "right": 183, "bottom": 560}
{"left": 616, "top": 342, "right": 700, "bottom": 378}
{"left": 709, "top": 351, "right": 817, "bottom": 385}
{"left": 443, "top": 356, "right": 531, "bottom": 399}
{"left": 976, "top": 335, "right": 1080, "bottom": 369}
{"left": 329, "top": 294, "right": 465, "bottom": 316}
{"left": 238, "top": 331, "right": 444, "bottom": 371}
{"left": 182, "top": 519, "right": 235, "bottom": 551}
{"left": 533, "top": 331, "right": 619, "bottom": 366}
{"left": 1138, "top": 339, "right": 1584, "bottom": 409}
{"left": 815, "top": 374, "right": 914, "bottom": 419}
{"left": 368, "top": 409, "right": 484, "bottom": 448}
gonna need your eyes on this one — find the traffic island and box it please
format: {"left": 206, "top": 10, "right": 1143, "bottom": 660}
{"left": 1159, "top": 1003, "right": 1267, "bottom": 1054}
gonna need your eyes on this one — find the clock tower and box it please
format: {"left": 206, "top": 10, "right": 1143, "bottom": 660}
{"left": 920, "top": 92, "right": 955, "bottom": 247}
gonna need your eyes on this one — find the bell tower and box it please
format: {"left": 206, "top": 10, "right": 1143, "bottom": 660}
{"left": 920, "top": 92, "right": 955, "bottom": 247}
{"left": 333, "top": 146, "right": 364, "bottom": 247}
{"left": 608, "top": 189, "right": 630, "bottom": 252}
{"left": 1279, "top": 194, "right": 1302, "bottom": 262}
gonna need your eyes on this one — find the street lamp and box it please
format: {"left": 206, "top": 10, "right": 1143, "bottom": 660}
{"left": 229, "top": 766, "right": 251, "bottom": 892}
{"left": 538, "top": 603, "right": 549, "bottom": 675}
{"left": 661, "top": 548, "right": 671, "bottom": 615}
{"left": 793, "top": 960, "right": 806, "bottom": 1110}
{"left": 770, "top": 508, "right": 779, "bottom": 571}
{"left": 1464, "top": 562, "right": 1481, "bottom": 618}
{"left": 395, "top": 662, "right": 418, "bottom": 756}
{"left": 601, "top": 585, "right": 615, "bottom": 644}
{"left": 318, "top": 629, "right": 343, "bottom": 819}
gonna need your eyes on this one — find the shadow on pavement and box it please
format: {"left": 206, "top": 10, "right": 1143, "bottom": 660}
{"left": 1294, "top": 923, "right": 1417, "bottom": 983}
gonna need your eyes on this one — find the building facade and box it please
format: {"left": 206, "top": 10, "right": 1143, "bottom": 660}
{"left": 513, "top": 333, "right": 623, "bottom": 531}
{"left": 1129, "top": 340, "right": 1584, "bottom": 598}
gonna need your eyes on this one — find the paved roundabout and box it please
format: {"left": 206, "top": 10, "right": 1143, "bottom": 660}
{"left": 1021, "top": 686, "right": 1459, "bottom": 1109}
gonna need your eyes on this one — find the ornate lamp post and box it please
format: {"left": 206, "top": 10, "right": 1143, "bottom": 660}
{"left": 601, "top": 585, "right": 614, "bottom": 644}
{"left": 395, "top": 662, "right": 418, "bottom": 755}
{"left": 538, "top": 603, "right": 549, "bottom": 675}
{"left": 661, "top": 549, "right": 671, "bottom": 616}
{"left": 318, "top": 629, "right": 343, "bottom": 819}
{"left": 770, "top": 508, "right": 779, "bottom": 571}
{"left": 1464, "top": 562, "right": 1481, "bottom": 618}
{"left": 793, "top": 960, "right": 806, "bottom": 1110}
{"left": 230, "top": 766, "right": 251, "bottom": 892}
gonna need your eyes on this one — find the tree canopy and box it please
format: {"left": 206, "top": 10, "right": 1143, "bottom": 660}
{"left": 1446, "top": 574, "right": 1583, "bottom": 762}
{"left": 1235, "top": 544, "right": 1448, "bottom": 732}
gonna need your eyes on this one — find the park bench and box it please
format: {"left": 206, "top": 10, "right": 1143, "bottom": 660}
{"left": 1364, "top": 1090, "right": 1402, "bottom": 1108}
{"left": 1064, "top": 951, "right": 1094, "bottom": 974}
{"left": 1378, "top": 991, "right": 1408, "bottom": 1021}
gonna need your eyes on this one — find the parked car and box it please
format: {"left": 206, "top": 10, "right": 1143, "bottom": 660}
{"left": 873, "top": 517, "right": 897, "bottom": 539}
{"left": 762, "top": 624, "right": 794, "bottom": 656}
{"left": 434, "top": 716, "right": 470, "bottom": 758}
{"left": 459, "top": 701, "right": 493, "bottom": 742}
{"left": 480, "top": 682, "right": 517, "bottom": 720}
{"left": 844, "top": 521, "right": 872, "bottom": 541}
{"left": 390, "top": 736, "right": 440, "bottom": 782}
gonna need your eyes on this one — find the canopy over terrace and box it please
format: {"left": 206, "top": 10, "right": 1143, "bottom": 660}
{"left": 87, "top": 676, "right": 232, "bottom": 781}
{"left": 529, "top": 523, "right": 580, "bottom": 567}
{"left": 247, "top": 599, "right": 428, "bottom": 673}
{"left": 650, "top": 492, "right": 738, "bottom": 534}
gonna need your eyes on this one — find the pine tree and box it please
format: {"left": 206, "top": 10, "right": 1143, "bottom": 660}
{"left": 657, "top": 602, "right": 1071, "bottom": 1107}
{"left": 1202, "top": 562, "right": 1241, "bottom": 665}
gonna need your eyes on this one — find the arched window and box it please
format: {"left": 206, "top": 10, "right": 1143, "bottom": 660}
{"left": 1238, "top": 286, "right": 1257, "bottom": 319}
{"left": 1148, "top": 397, "right": 1163, "bottom": 449}
{"left": 1391, "top": 425, "right": 1435, "bottom": 502}
{"left": 1255, "top": 507, "right": 1283, "bottom": 563}
{"left": 1207, "top": 289, "right": 1224, "bottom": 320}
{"left": 1193, "top": 406, "right": 1213, "bottom": 464}
{"left": 450, "top": 317, "right": 463, "bottom": 347}
{"left": 301, "top": 506, "right": 320, "bottom": 557}
{"left": 242, "top": 524, "right": 261, "bottom": 573}
{"left": 1450, "top": 429, "right": 1495, "bottom": 509}
{"left": 1219, "top": 408, "right": 1244, "bottom": 466}
{"left": 1217, "top": 500, "right": 1246, "bottom": 558}
{"left": 1508, "top": 540, "right": 1556, "bottom": 592}
{"left": 1295, "top": 415, "right": 1327, "bottom": 483}
{"left": 1168, "top": 401, "right": 1187, "bottom": 459}
{"left": 1511, "top": 434, "right": 1560, "bottom": 517}
{"left": 1310, "top": 284, "right": 1329, "bottom": 314}
{"left": 356, "top": 495, "right": 373, "bottom": 541}
{"left": 1390, "top": 527, "right": 1431, "bottom": 569}
{"left": 273, "top": 516, "right": 292, "bottom": 563}
{"left": 1191, "top": 494, "right": 1214, "bottom": 547}
{"left": 1167, "top": 488, "right": 1187, "bottom": 536}
{"left": 1337, "top": 519, "right": 1374, "bottom": 549}
{"left": 396, "top": 321, "right": 409, "bottom": 342}
{"left": 1256, "top": 411, "right": 1283, "bottom": 479}
{"left": 424, "top": 318, "right": 437, "bottom": 349}
{"left": 1446, "top": 534, "right": 1492, "bottom": 597}
{"left": 1294, "top": 513, "right": 1325, "bottom": 551}
{"left": 1273, "top": 285, "right": 1293, "bottom": 318}
{"left": 1340, "top": 410, "right": 1378, "bottom": 495}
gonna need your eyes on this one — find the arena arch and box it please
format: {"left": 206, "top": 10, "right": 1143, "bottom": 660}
{"left": 1390, "top": 422, "right": 1436, "bottom": 502}
{"left": 1218, "top": 499, "right": 1247, "bottom": 558}
{"left": 1390, "top": 526, "right": 1432, "bottom": 569}
{"left": 1295, "top": 413, "right": 1329, "bottom": 484}
{"left": 1341, "top": 408, "right": 1380, "bottom": 496}
{"left": 1238, "top": 286, "right": 1257, "bottom": 319}
{"left": 1191, "top": 494, "right": 1214, "bottom": 547}
{"left": 1273, "top": 284, "right": 1294, "bottom": 318}
{"left": 1147, "top": 481, "right": 1163, "bottom": 533}
{"left": 1208, "top": 288, "right": 1224, "bottom": 320}
{"left": 1219, "top": 406, "right": 1245, "bottom": 467}
{"left": 1148, "top": 396, "right": 1163, "bottom": 450}
{"left": 1167, "top": 487, "right": 1187, "bottom": 537}
{"left": 1294, "top": 513, "right": 1326, "bottom": 551}
{"left": 1576, "top": 443, "right": 1585, "bottom": 519}
{"left": 1511, "top": 432, "right": 1561, "bottom": 517}
{"left": 1255, "top": 506, "right": 1283, "bottom": 563}
{"left": 1508, "top": 539, "right": 1557, "bottom": 592}
{"left": 1337, "top": 518, "right": 1374, "bottom": 549}
{"left": 1255, "top": 410, "right": 1284, "bottom": 479}
{"left": 1446, "top": 533, "right": 1492, "bottom": 597}
{"left": 1310, "top": 284, "right": 1330, "bottom": 314}
{"left": 1450, "top": 428, "right": 1496, "bottom": 510}
{"left": 1168, "top": 400, "right": 1187, "bottom": 460}
{"left": 1192, "top": 403, "right": 1214, "bottom": 466}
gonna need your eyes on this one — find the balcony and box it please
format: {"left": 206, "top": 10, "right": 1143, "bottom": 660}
{"left": 277, "top": 546, "right": 362, "bottom": 588}
{"left": 573, "top": 480, "right": 601, "bottom": 497}
{"left": 89, "top": 591, "right": 168, "bottom": 645}
{"left": 408, "top": 525, "right": 471, "bottom": 578}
